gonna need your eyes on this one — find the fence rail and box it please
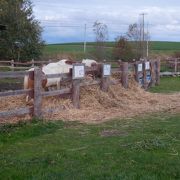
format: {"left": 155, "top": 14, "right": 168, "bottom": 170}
{"left": 1, "top": 58, "right": 179, "bottom": 76}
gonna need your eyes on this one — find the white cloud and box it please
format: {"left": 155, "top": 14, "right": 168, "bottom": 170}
{"left": 32, "top": 0, "right": 180, "bottom": 43}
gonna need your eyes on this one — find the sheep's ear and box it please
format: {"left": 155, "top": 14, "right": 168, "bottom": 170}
{"left": 65, "top": 60, "right": 76, "bottom": 65}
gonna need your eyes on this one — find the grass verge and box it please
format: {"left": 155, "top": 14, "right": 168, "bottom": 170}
{"left": 0, "top": 113, "right": 180, "bottom": 179}
{"left": 149, "top": 77, "right": 180, "bottom": 93}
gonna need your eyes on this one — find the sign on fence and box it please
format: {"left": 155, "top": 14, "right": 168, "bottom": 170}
{"left": 103, "top": 64, "right": 111, "bottom": 77}
{"left": 135, "top": 61, "right": 153, "bottom": 88}
{"left": 145, "top": 62, "right": 150, "bottom": 70}
{"left": 138, "top": 63, "right": 143, "bottom": 72}
{"left": 146, "top": 71, "right": 151, "bottom": 83}
{"left": 72, "top": 64, "right": 85, "bottom": 79}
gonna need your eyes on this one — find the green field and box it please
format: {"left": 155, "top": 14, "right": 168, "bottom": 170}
{"left": 0, "top": 113, "right": 179, "bottom": 179}
{"left": 0, "top": 77, "right": 180, "bottom": 179}
{"left": 42, "top": 41, "right": 180, "bottom": 60}
{"left": 149, "top": 77, "right": 180, "bottom": 93}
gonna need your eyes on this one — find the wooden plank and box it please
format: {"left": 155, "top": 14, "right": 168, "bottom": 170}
{"left": 0, "top": 89, "right": 32, "bottom": 97}
{"left": 101, "top": 77, "right": 109, "bottom": 92}
{"left": 134, "top": 62, "right": 139, "bottom": 83}
{"left": 11, "top": 67, "right": 30, "bottom": 70}
{"left": 100, "top": 64, "right": 109, "bottom": 92}
{"left": 33, "top": 68, "right": 42, "bottom": 118}
{"left": 143, "top": 62, "right": 148, "bottom": 89}
{"left": 175, "top": 59, "right": 177, "bottom": 73}
{"left": 0, "top": 65, "right": 11, "bottom": 68}
{"left": 41, "top": 88, "right": 71, "bottom": 97}
{"left": 72, "top": 79, "right": 80, "bottom": 109}
{"left": 0, "top": 71, "right": 29, "bottom": 78}
{"left": 0, "top": 61, "right": 11, "bottom": 63}
{"left": 0, "top": 107, "right": 32, "bottom": 118}
{"left": 150, "top": 61, "right": 156, "bottom": 87}
{"left": 160, "top": 72, "right": 180, "bottom": 76}
{"left": 155, "top": 60, "right": 160, "bottom": 85}
{"left": 13, "top": 62, "right": 33, "bottom": 65}
{"left": 121, "top": 62, "right": 129, "bottom": 89}
{"left": 45, "top": 73, "right": 71, "bottom": 79}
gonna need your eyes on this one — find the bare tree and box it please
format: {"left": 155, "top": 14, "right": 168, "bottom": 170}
{"left": 113, "top": 36, "right": 134, "bottom": 61}
{"left": 126, "top": 23, "right": 149, "bottom": 59}
{"left": 93, "top": 21, "right": 108, "bottom": 61}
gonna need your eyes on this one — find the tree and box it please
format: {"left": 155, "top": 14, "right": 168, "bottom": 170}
{"left": 126, "top": 23, "right": 149, "bottom": 59}
{"left": 113, "top": 36, "right": 134, "bottom": 61}
{"left": 126, "top": 23, "right": 141, "bottom": 59}
{"left": 0, "top": 0, "right": 44, "bottom": 61}
{"left": 93, "top": 21, "right": 108, "bottom": 61}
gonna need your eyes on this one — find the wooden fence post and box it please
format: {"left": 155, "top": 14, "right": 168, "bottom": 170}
{"left": 150, "top": 60, "right": 156, "bottom": 87}
{"left": 33, "top": 67, "right": 42, "bottom": 118}
{"left": 121, "top": 62, "right": 129, "bottom": 88}
{"left": 155, "top": 59, "right": 160, "bottom": 85}
{"left": 11, "top": 60, "right": 14, "bottom": 71}
{"left": 134, "top": 62, "right": 139, "bottom": 83}
{"left": 143, "top": 61, "right": 147, "bottom": 89}
{"left": 175, "top": 59, "right": 177, "bottom": 73}
{"left": 100, "top": 64, "right": 110, "bottom": 92}
{"left": 72, "top": 79, "right": 81, "bottom": 109}
{"left": 31, "top": 59, "right": 34, "bottom": 67}
{"left": 72, "top": 64, "right": 85, "bottom": 109}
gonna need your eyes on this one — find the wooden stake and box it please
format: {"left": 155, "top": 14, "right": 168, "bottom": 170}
{"left": 143, "top": 61, "right": 147, "bottom": 89}
{"left": 72, "top": 79, "right": 80, "bottom": 109}
{"left": 150, "top": 61, "right": 155, "bottom": 87}
{"left": 101, "top": 64, "right": 109, "bottom": 92}
{"left": 121, "top": 62, "right": 129, "bottom": 88}
{"left": 155, "top": 59, "right": 160, "bottom": 85}
{"left": 33, "top": 68, "right": 42, "bottom": 118}
{"left": 134, "top": 62, "right": 139, "bottom": 83}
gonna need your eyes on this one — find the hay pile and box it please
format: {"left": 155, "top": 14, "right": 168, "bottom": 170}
{"left": 0, "top": 95, "right": 31, "bottom": 123}
{"left": 43, "top": 78, "right": 180, "bottom": 123}
{"left": 0, "top": 77, "right": 180, "bottom": 124}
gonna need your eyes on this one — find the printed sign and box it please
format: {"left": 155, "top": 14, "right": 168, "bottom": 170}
{"left": 72, "top": 64, "right": 85, "bottom": 79}
{"left": 138, "top": 73, "right": 144, "bottom": 86}
{"left": 103, "top": 64, "right": 111, "bottom": 76}
{"left": 145, "top": 62, "right": 150, "bottom": 70}
{"left": 138, "top": 63, "right": 143, "bottom": 72}
{"left": 146, "top": 71, "right": 151, "bottom": 83}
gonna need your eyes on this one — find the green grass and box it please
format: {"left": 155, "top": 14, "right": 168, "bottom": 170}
{"left": 150, "top": 41, "right": 180, "bottom": 51}
{"left": 149, "top": 77, "right": 180, "bottom": 93}
{"left": 0, "top": 114, "right": 180, "bottom": 179}
{"left": 42, "top": 41, "right": 180, "bottom": 59}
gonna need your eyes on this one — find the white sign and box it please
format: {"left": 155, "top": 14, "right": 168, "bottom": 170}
{"left": 103, "top": 64, "right": 111, "bottom": 76}
{"left": 145, "top": 62, "right": 150, "bottom": 70}
{"left": 138, "top": 64, "right": 143, "bottom": 72}
{"left": 73, "top": 65, "right": 85, "bottom": 79}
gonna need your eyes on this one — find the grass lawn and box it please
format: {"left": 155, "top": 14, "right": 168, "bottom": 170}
{"left": 0, "top": 76, "right": 179, "bottom": 179}
{"left": 42, "top": 41, "right": 180, "bottom": 59}
{"left": 0, "top": 114, "right": 180, "bottom": 179}
{"left": 149, "top": 77, "right": 180, "bottom": 93}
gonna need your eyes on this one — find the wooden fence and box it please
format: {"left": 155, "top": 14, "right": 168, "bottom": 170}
{"left": 0, "top": 58, "right": 175, "bottom": 76}
{"left": 0, "top": 60, "right": 160, "bottom": 120}
{"left": 160, "top": 58, "right": 180, "bottom": 76}
{"left": 0, "top": 59, "right": 54, "bottom": 70}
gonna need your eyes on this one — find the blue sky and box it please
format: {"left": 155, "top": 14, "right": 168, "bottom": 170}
{"left": 32, "top": 0, "right": 180, "bottom": 43}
